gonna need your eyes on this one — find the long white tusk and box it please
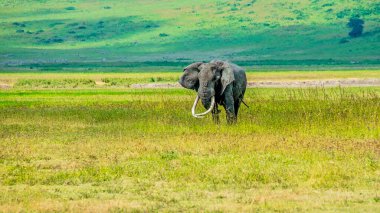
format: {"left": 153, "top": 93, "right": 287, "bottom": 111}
{"left": 191, "top": 96, "right": 215, "bottom": 118}
{"left": 191, "top": 96, "right": 203, "bottom": 118}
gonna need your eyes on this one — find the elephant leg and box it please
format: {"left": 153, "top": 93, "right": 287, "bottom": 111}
{"left": 212, "top": 104, "right": 220, "bottom": 124}
{"left": 234, "top": 99, "right": 242, "bottom": 121}
{"left": 224, "top": 105, "right": 236, "bottom": 124}
{"left": 224, "top": 86, "right": 236, "bottom": 124}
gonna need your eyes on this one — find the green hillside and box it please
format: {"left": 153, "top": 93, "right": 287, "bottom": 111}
{"left": 0, "top": 0, "right": 379, "bottom": 68}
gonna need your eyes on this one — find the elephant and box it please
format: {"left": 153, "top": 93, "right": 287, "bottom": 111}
{"left": 179, "top": 60, "right": 247, "bottom": 124}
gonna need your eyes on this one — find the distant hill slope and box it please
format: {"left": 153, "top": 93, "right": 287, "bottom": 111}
{"left": 0, "top": 0, "right": 379, "bottom": 67}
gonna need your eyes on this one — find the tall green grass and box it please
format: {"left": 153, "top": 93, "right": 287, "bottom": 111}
{"left": 0, "top": 87, "right": 379, "bottom": 211}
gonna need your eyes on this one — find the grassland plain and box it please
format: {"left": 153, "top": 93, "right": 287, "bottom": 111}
{"left": 0, "top": 0, "right": 379, "bottom": 66}
{"left": 1, "top": 70, "right": 380, "bottom": 88}
{"left": 0, "top": 78, "right": 379, "bottom": 211}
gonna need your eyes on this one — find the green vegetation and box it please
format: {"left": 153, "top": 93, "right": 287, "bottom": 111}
{"left": 101, "top": 76, "right": 178, "bottom": 87}
{"left": 14, "top": 79, "right": 96, "bottom": 88}
{"left": 0, "top": 0, "right": 379, "bottom": 68}
{"left": 0, "top": 0, "right": 379, "bottom": 210}
{"left": 0, "top": 77, "right": 379, "bottom": 211}
{"left": 1, "top": 70, "right": 379, "bottom": 89}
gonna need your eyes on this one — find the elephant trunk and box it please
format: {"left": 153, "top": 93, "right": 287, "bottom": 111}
{"left": 191, "top": 96, "right": 215, "bottom": 118}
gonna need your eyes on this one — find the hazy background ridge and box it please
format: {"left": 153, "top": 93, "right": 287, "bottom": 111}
{"left": 0, "top": 0, "right": 379, "bottom": 68}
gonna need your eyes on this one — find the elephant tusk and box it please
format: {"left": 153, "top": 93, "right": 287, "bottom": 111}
{"left": 191, "top": 96, "right": 215, "bottom": 118}
{"left": 191, "top": 96, "right": 203, "bottom": 118}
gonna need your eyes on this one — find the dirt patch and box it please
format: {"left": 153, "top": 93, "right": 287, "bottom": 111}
{"left": 95, "top": 80, "right": 106, "bottom": 86}
{"left": 130, "top": 83, "right": 180, "bottom": 89}
{"left": 248, "top": 78, "right": 380, "bottom": 88}
{"left": 0, "top": 84, "right": 11, "bottom": 89}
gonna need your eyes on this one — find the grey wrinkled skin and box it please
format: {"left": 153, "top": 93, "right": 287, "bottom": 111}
{"left": 179, "top": 60, "right": 247, "bottom": 124}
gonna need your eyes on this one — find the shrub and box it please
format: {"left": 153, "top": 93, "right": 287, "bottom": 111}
{"left": 347, "top": 18, "right": 364, "bottom": 38}
{"left": 12, "top": 22, "right": 26, "bottom": 27}
{"left": 65, "top": 6, "right": 76, "bottom": 11}
{"left": 101, "top": 78, "right": 132, "bottom": 87}
{"left": 339, "top": 38, "right": 349, "bottom": 44}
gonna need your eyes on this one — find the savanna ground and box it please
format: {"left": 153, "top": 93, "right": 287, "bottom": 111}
{"left": 0, "top": 70, "right": 380, "bottom": 212}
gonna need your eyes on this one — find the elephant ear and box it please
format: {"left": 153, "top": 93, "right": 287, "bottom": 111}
{"left": 219, "top": 62, "right": 235, "bottom": 95}
{"left": 179, "top": 62, "right": 203, "bottom": 90}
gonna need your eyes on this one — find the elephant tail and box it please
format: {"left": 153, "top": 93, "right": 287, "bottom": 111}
{"left": 242, "top": 100, "right": 249, "bottom": 108}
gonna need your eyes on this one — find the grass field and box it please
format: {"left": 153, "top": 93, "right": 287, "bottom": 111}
{"left": 1, "top": 0, "right": 378, "bottom": 210}
{"left": 1, "top": 70, "right": 379, "bottom": 88}
{"left": 0, "top": 71, "right": 379, "bottom": 211}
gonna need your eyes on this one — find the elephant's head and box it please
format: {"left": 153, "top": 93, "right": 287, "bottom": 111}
{"left": 179, "top": 60, "right": 235, "bottom": 118}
